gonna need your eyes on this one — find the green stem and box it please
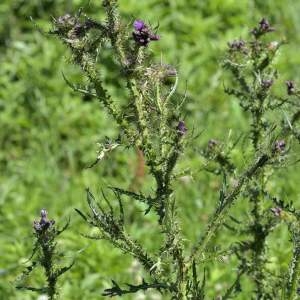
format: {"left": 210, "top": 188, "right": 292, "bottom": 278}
{"left": 250, "top": 184, "right": 267, "bottom": 297}
{"left": 251, "top": 108, "right": 263, "bottom": 151}
{"left": 250, "top": 101, "right": 267, "bottom": 296}
{"left": 41, "top": 244, "right": 57, "bottom": 300}
{"left": 252, "top": 223, "right": 266, "bottom": 297}
{"left": 186, "top": 154, "right": 269, "bottom": 268}
{"left": 285, "top": 237, "right": 300, "bottom": 300}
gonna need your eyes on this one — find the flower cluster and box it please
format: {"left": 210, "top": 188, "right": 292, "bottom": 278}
{"left": 17, "top": 210, "right": 73, "bottom": 299}
{"left": 47, "top": 3, "right": 300, "bottom": 298}
{"left": 132, "top": 20, "right": 160, "bottom": 46}
{"left": 208, "top": 139, "right": 219, "bottom": 149}
{"left": 53, "top": 14, "right": 99, "bottom": 40}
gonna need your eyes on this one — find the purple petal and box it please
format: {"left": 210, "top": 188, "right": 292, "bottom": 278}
{"left": 134, "top": 20, "right": 145, "bottom": 31}
{"left": 177, "top": 121, "right": 187, "bottom": 135}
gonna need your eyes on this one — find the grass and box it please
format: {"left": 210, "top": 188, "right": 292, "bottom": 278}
{"left": 1, "top": 0, "right": 300, "bottom": 299}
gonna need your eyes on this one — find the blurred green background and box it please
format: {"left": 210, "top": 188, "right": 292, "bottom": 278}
{"left": 1, "top": 0, "right": 300, "bottom": 299}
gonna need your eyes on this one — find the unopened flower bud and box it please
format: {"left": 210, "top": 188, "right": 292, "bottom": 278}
{"left": 208, "top": 139, "right": 219, "bottom": 149}
{"left": 273, "top": 140, "right": 286, "bottom": 153}
{"left": 268, "top": 41, "right": 279, "bottom": 51}
{"left": 228, "top": 39, "right": 246, "bottom": 52}
{"left": 251, "top": 18, "right": 275, "bottom": 38}
{"left": 259, "top": 18, "right": 274, "bottom": 32}
{"left": 261, "top": 79, "right": 273, "bottom": 89}
{"left": 177, "top": 121, "right": 187, "bottom": 136}
{"left": 271, "top": 207, "right": 282, "bottom": 217}
{"left": 33, "top": 209, "right": 55, "bottom": 233}
{"left": 55, "top": 14, "right": 77, "bottom": 33}
{"left": 40, "top": 209, "right": 47, "bottom": 219}
{"left": 286, "top": 80, "right": 296, "bottom": 95}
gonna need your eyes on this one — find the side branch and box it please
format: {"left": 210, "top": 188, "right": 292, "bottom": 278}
{"left": 102, "top": 279, "right": 175, "bottom": 297}
{"left": 186, "top": 154, "right": 269, "bottom": 267}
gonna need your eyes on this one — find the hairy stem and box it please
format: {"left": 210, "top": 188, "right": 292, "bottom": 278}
{"left": 40, "top": 243, "right": 57, "bottom": 299}
{"left": 285, "top": 233, "right": 300, "bottom": 300}
{"left": 187, "top": 154, "right": 269, "bottom": 267}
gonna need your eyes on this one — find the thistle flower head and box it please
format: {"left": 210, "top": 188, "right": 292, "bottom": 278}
{"left": 271, "top": 207, "right": 282, "bottom": 217}
{"left": 33, "top": 209, "right": 55, "bottom": 233}
{"left": 228, "top": 39, "right": 246, "bottom": 52}
{"left": 267, "top": 41, "right": 279, "bottom": 52}
{"left": 54, "top": 14, "right": 77, "bottom": 34}
{"left": 177, "top": 121, "right": 187, "bottom": 136}
{"left": 134, "top": 20, "right": 146, "bottom": 31}
{"left": 208, "top": 139, "right": 219, "bottom": 149}
{"left": 259, "top": 18, "right": 274, "bottom": 32}
{"left": 261, "top": 78, "right": 273, "bottom": 89}
{"left": 145, "top": 63, "right": 177, "bottom": 84}
{"left": 132, "top": 19, "right": 160, "bottom": 47}
{"left": 286, "top": 80, "right": 296, "bottom": 95}
{"left": 40, "top": 209, "right": 47, "bottom": 218}
{"left": 273, "top": 139, "right": 286, "bottom": 153}
{"left": 251, "top": 18, "right": 275, "bottom": 38}
{"left": 53, "top": 14, "right": 99, "bottom": 41}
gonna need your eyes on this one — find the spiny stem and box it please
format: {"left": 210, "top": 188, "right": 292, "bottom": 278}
{"left": 186, "top": 154, "right": 269, "bottom": 268}
{"left": 285, "top": 234, "right": 300, "bottom": 300}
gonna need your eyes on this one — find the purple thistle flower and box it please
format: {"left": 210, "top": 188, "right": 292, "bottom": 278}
{"left": 259, "top": 18, "right": 274, "bottom": 32}
{"left": 177, "top": 121, "right": 187, "bottom": 136}
{"left": 251, "top": 18, "right": 275, "bottom": 38}
{"left": 33, "top": 209, "right": 55, "bottom": 233}
{"left": 132, "top": 19, "right": 160, "bottom": 47}
{"left": 228, "top": 39, "right": 246, "bottom": 52}
{"left": 133, "top": 20, "right": 146, "bottom": 31}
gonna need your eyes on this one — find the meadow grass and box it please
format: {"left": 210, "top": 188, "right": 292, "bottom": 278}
{"left": 1, "top": 1, "right": 300, "bottom": 299}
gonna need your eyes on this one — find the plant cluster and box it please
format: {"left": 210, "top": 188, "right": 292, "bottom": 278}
{"left": 18, "top": 1, "right": 300, "bottom": 299}
{"left": 16, "top": 210, "right": 73, "bottom": 300}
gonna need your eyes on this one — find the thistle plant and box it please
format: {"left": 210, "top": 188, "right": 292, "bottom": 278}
{"left": 16, "top": 210, "right": 73, "bottom": 300}
{"left": 38, "top": 1, "right": 300, "bottom": 299}
{"left": 223, "top": 17, "right": 300, "bottom": 298}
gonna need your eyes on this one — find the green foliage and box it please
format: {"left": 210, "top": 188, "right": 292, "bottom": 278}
{"left": 16, "top": 210, "right": 73, "bottom": 299}
{"left": 1, "top": 0, "right": 300, "bottom": 299}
